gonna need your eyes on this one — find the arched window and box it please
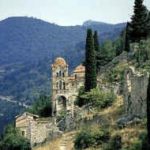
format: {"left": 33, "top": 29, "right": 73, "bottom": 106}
{"left": 62, "top": 72, "right": 65, "bottom": 77}
{"left": 59, "top": 71, "right": 61, "bottom": 77}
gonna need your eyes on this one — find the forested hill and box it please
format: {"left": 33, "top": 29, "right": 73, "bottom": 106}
{"left": 0, "top": 17, "right": 125, "bottom": 133}
{"left": 0, "top": 17, "right": 126, "bottom": 100}
{"left": 0, "top": 17, "right": 125, "bottom": 65}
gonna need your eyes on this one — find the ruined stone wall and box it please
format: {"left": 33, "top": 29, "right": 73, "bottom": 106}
{"left": 124, "top": 67, "right": 149, "bottom": 117}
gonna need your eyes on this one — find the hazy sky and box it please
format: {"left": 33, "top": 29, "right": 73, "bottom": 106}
{"left": 0, "top": 0, "right": 150, "bottom": 26}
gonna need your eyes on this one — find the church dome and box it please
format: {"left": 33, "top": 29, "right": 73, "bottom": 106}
{"left": 52, "top": 57, "right": 67, "bottom": 67}
{"left": 73, "top": 64, "right": 85, "bottom": 73}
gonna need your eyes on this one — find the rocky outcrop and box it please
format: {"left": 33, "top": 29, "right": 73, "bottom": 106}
{"left": 123, "top": 67, "right": 149, "bottom": 117}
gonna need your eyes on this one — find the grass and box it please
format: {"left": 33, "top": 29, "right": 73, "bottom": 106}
{"left": 33, "top": 96, "right": 146, "bottom": 150}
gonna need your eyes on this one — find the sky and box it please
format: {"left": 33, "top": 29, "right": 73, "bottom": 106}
{"left": 0, "top": 0, "right": 150, "bottom": 26}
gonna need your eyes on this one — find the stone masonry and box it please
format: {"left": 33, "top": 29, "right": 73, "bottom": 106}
{"left": 123, "top": 67, "right": 149, "bottom": 117}
{"left": 51, "top": 57, "right": 85, "bottom": 116}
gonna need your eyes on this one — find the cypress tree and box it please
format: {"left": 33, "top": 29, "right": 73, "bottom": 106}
{"left": 85, "top": 29, "right": 97, "bottom": 92}
{"left": 93, "top": 31, "right": 100, "bottom": 72}
{"left": 124, "top": 22, "right": 131, "bottom": 52}
{"left": 93, "top": 31, "right": 100, "bottom": 53}
{"left": 130, "top": 0, "right": 148, "bottom": 42}
{"left": 147, "top": 11, "right": 150, "bottom": 37}
{"left": 147, "top": 75, "right": 150, "bottom": 144}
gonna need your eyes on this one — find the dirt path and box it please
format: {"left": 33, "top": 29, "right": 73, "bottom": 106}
{"left": 33, "top": 131, "right": 76, "bottom": 150}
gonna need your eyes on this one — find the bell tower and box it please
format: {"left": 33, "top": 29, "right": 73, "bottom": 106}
{"left": 51, "top": 57, "right": 69, "bottom": 115}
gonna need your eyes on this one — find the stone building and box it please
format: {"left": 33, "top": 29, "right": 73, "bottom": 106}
{"left": 51, "top": 57, "right": 85, "bottom": 116}
{"left": 15, "top": 57, "right": 85, "bottom": 146}
{"left": 15, "top": 112, "right": 60, "bottom": 147}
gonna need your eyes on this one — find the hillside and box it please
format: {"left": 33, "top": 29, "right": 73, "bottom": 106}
{"left": 0, "top": 17, "right": 125, "bottom": 133}
{"left": 0, "top": 17, "right": 125, "bottom": 100}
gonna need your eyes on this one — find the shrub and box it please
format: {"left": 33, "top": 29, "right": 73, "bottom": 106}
{"left": 27, "top": 95, "right": 52, "bottom": 117}
{"left": 0, "top": 124, "right": 31, "bottom": 150}
{"left": 75, "top": 87, "right": 116, "bottom": 109}
{"left": 129, "top": 140, "right": 142, "bottom": 150}
{"left": 74, "top": 126, "right": 110, "bottom": 149}
{"left": 104, "top": 134, "right": 122, "bottom": 150}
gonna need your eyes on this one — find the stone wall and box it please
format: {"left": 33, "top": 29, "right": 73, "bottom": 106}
{"left": 123, "top": 67, "right": 149, "bottom": 117}
{"left": 16, "top": 113, "right": 62, "bottom": 147}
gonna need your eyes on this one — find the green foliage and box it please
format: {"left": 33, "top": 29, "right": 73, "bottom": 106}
{"left": 0, "top": 124, "right": 31, "bottom": 150}
{"left": 93, "top": 30, "right": 101, "bottom": 72}
{"left": 85, "top": 29, "right": 97, "bottom": 92}
{"left": 27, "top": 95, "right": 52, "bottom": 117}
{"left": 96, "top": 38, "right": 124, "bottom": 70}
{"left": 56, "top": 110, "right": 67, "bottom": 122}
{"left": 101, "top": 40, "right": 116, "bottom": 59}
{"left": 147, "top": 12, "right": 150, "bottom": 36}
{"left": 105, "top": 63, "right": 126, "bottom": 83}
{"left": 130, "top": 0, "right": 149, "bottom": 42}
{"left": 114, "top": 36, "right": 124, "bottom": 56}
{"left": 75, "top": 86, "right": 87, "bottom": 107}
{"left": 134, "top": 39, "right": 150, "bottom": 67}
{"left": 124, "top": 22, "right": 131, "bottom": 52}
{"left": 104, "top": 134, "right": 122, "bottom": 150}
{"left": 93, "top": 31, "right": 100, "bottom": 53}
{"left": 74, "top": 126, "right": 110, "bottom": 149}
{"left": 147, "top": 76, "right": 150, "bottom": 144}
{"left": 75, "top": 87, "right": 116, "bottom": 109}
{"left": 123, "top": 132, "right": 150, "bottom": 150}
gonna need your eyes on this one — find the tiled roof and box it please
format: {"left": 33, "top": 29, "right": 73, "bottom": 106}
{"left": 73, "top": 64, "right": 85, "bottom": 73}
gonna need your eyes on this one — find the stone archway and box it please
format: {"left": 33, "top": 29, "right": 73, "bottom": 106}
{"left": 56, "top": 95, "right": 67, "bottom": 113}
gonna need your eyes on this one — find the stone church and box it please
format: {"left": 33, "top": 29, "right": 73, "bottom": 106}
{"left": 15, "top": 57, "right": 85, "bottom": 146}
{"left": 51, "top": 57, "right": 85, "bottom": 116}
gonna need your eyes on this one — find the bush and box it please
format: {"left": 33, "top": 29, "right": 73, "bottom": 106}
{"left": 27, "top": 95, "right": 52, "bottom": 117}
{"left": 124, "top": 132, "right": 150, "bottom": 150}
{"left": 74, "top": 126, "right": 110, "bottom": 149}
{"left": 0, "top": 124, "right": 31, "bottom": 150}
{"left": 104, "top": 134, "right": 122, "bottom": 150}
{"left": 75, "top": 87, "right": 116, "bottom": 109}
{"left": 129, "top": 140, "right": 142, "bottom": 150}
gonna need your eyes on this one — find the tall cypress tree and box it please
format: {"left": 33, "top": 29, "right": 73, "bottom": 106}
{"left": 124, "top": 22, "right": 131, "bottom": 52}
{"left": 85, "top": 29, "right": 97, "bottom": 92}
{"left": 93, "top": 31, "right": 100, "bottom": 53}
{"left": 130, "top": 0, "right": 148, "bottom": 42}
{"left": 147, "top": 75, "right": 150, "bottom": 144}
{"left": 93, "top": 31, "right": 100, "bottom": 72}
{"left": 147, "top": 11, "right": 150, "bottom": 37}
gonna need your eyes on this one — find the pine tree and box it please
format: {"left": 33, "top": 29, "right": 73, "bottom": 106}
{"left": 93, "top": 31, "right": 100, "bottom": 72}
{"left": 147, "top": 75, "right": 150, "bottom": 144}
{"left": 85, "top": 29, "right": 97, "bottom": 92}
{"left": 130, "top": 0, "right": 148, "bottom": 42}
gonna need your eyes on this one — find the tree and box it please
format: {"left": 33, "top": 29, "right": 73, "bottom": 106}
{"left": 130, "top": 0, "right": 149, "bottom": 42}
{"left": 147, "top": 11, "right": 150, "bottom": 37}
{"left": 147, "top": 75, "right": 150, "bottom": 144}
{"left": 0, "top": 124, "right": 31, "bottom": 150}
{"left": 85, "top": 29, "right": 97, "bottom": 92}
{"left": 93, "top": 31, "right": 100, "bottom": 72}
{"left": 93, "top": 31, "right": 100, "bottom": 53}
{"left": 124, "top": 22, "right": 131, "bottom": 52}
{"left": 27, "top": 95, "right": 52, "bottom": 117}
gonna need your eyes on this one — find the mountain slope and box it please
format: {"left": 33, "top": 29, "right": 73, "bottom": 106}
{"left": 0, "top": 17, "right": 126, "bottom": 133}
